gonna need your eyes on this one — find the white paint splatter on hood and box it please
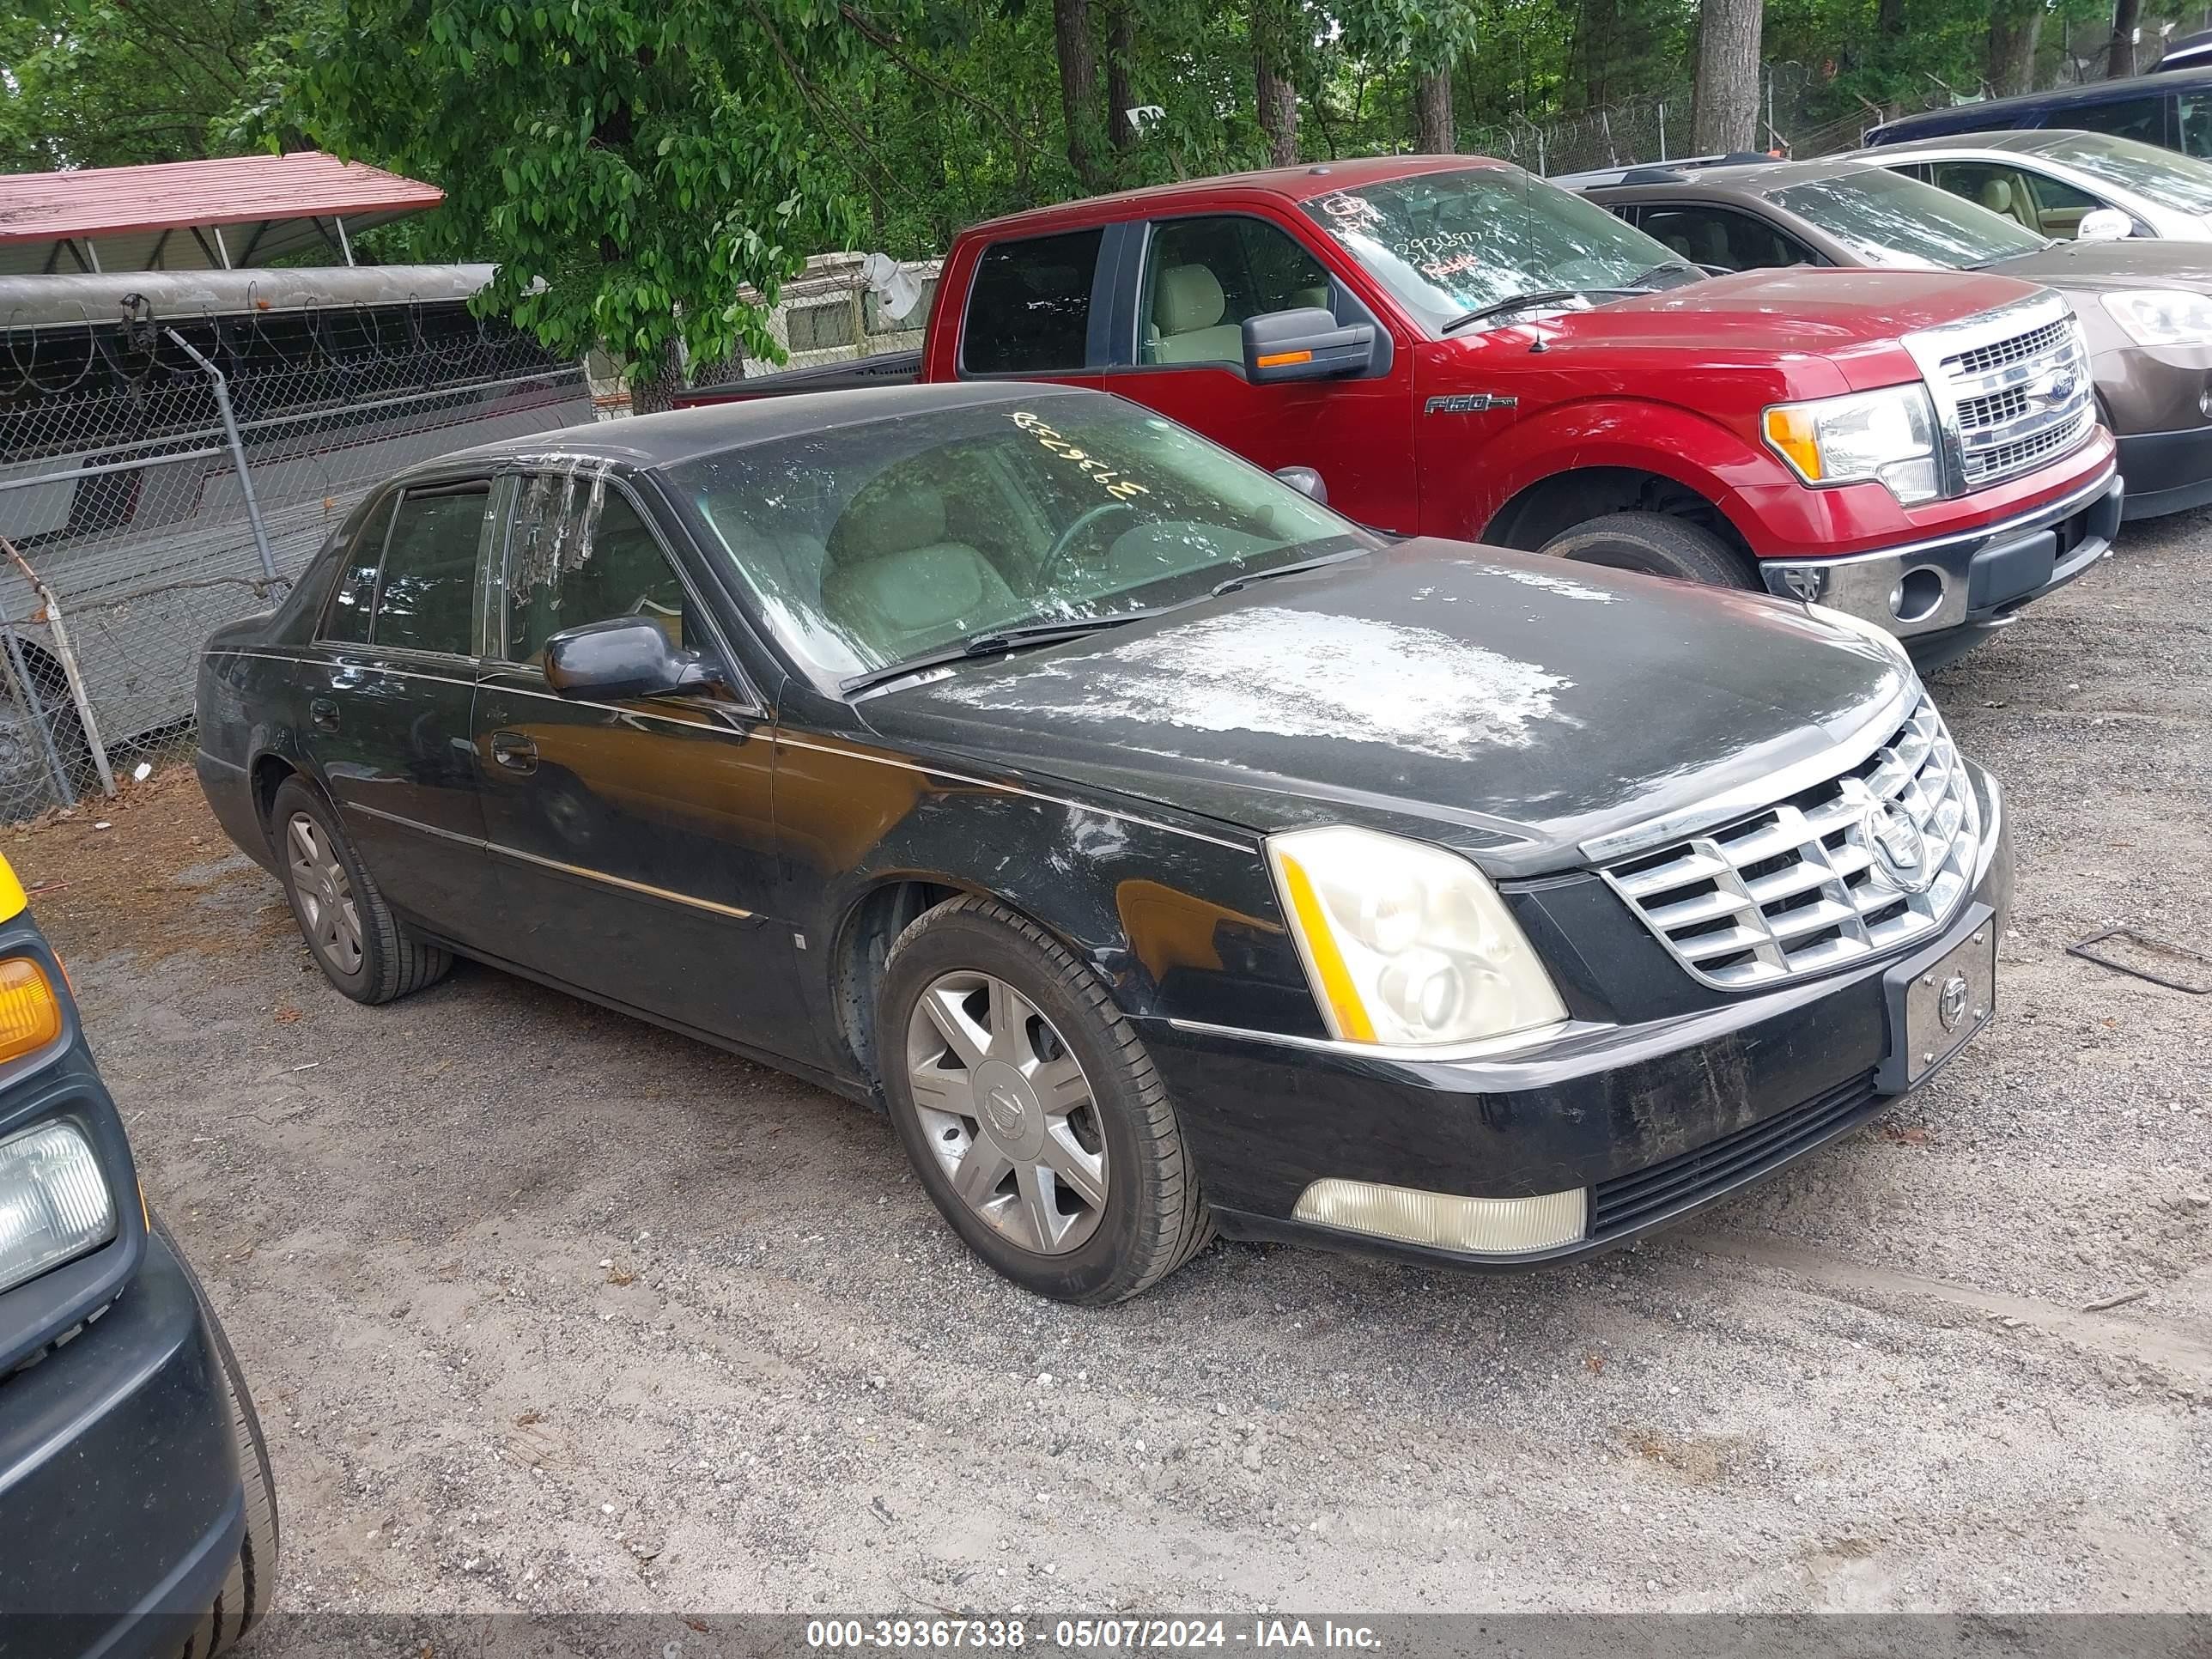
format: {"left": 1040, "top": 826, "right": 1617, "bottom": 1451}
{"left": 1474, "top": 563, "right": 1624, "bottom": 605}
{"left": 941, "top": 607, "right": 1573, "bottom": 759}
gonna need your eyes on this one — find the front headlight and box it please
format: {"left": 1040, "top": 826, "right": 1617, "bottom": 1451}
{"left": 2101, "top": 289, "right": 2212, "bottom": 347}
{"left": 0, "top": 1119, "right": 116, "bottom": 1295}
{"left": 1267, "top": 825, "right": 1567, "bottom": 1048}
{"left": 1763, "top": 384, "right": 1942, "bottom": 505}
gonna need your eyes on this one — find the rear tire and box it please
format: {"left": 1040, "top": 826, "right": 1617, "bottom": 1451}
{"left": 1538, "top": 509, "right": 1756, "bottom": 588}
{"left": 155, "top": 1218, "right": 277, "bottom": 1658}
{"left": 878, "top": 896, "right": 1212, "bottom": 1304}
{"left": 269, "top": 776, "right": 449, "bottom": 1005}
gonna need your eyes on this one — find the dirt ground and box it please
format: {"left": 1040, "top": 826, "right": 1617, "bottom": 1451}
{"left": 15, "top": 514, "right": 2210, "bottom": 1620}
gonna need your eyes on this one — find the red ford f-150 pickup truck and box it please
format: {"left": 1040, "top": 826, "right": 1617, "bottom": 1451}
{"left": 682, "top": 155, "right": 2122, "bottom": 664}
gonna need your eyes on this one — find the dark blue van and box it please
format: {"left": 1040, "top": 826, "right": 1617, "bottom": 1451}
{"left": 1866, "top": 67, "right": 2212, "bottom": 155}
{"left": 0, "top": 854, "right": 277, "bottom": 1657}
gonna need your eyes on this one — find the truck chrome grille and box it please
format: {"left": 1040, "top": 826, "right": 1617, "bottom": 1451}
{"left": 1908, "top": 296, "right": 2097, "bottom": 495}
{"left": 1599, "top": 696, "right": 1981, "bottom": 991}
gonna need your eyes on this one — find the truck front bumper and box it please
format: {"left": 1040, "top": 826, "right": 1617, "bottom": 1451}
{"left": 1755, "top": 464, "right": 2121, "bottom": 672}
{"left": 1142, "top": 767, "right": 2012, "bottom": 1272}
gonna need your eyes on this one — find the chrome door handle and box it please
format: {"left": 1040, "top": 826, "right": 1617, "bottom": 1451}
{"left": 308, "top": 697, "right": 338, "bottom": 731}
{"left": 489, "top": 731, "right": 538, "bottom": 774}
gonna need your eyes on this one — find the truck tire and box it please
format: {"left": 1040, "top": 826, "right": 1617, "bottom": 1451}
{"left": 270, "top": 775, "right": 450, "bottom": 1004}
{"left": 155, "top": 1216, "right": 278, "bottom": 1658}
{"left": 878, "top": 896, "right": 1212, "bottom": 1305}
{"left": 1539, "top": 511, "right": 1756, "bottom": 589}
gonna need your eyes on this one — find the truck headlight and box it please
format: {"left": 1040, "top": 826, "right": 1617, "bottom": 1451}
{"left": 0, "top": 1119, "right": 116, "bottom": 1294}
{"left": 2101, "top": 289, "right": 2212, "bottom": 346}
{"left": 1267, "top": 826, "right": 1566, "bottom": 1048}
{"left": 1763, "top": 384, "right": 1942, "bottom": 504}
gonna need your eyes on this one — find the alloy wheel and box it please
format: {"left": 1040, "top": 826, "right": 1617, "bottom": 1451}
{"left": 904, "top": 970, "right": 1108, "bottom": 1255}
{"left": 287, "top": 811, "right": 363, "bottom": 976}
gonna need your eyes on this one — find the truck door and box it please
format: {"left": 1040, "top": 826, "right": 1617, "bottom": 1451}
{"left": 1098, "top": 212, "right": 1416, "bottom": 534}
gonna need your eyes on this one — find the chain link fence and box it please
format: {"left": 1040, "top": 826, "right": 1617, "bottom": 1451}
{"left": 0, "top": 273, "right": 593, "bottom": 820}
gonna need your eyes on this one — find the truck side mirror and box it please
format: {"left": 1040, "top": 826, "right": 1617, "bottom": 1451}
{"left": 1242, "top": 307, "right": 1376, "bottom": 384}
{"left": 2075, "top": 207, "right": 2133, "bottom": 241}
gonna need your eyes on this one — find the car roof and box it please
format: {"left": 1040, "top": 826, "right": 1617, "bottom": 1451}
{"left": 1870, "top": 129, "right": 2089, "bottom": 158}
{"left": 963, "top": 154, "right": 1517, "bottom": 238}
{"left": 391, "top": 380, "right": 1103, "bottom": 479}
{"left": 1871, "top": 67, "right": 2212, "bottom": 137}
{"left": 1571, "top": 155, "right": 1877, "bottom": 199}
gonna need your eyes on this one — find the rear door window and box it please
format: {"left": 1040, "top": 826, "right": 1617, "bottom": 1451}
{"left": 960, "top": 228, "right": 1103, "bottom": 374}
{"left": 2070, "top": 94, "right": 2169, "bottom": 148}
{"left": 319, "top": 490, "right": 397, "bottom": 645}
{"left": 371, "top": 480, "right": 493, "bottom": 657}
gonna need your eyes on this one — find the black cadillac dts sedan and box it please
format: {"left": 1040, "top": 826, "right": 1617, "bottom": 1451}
{"left": 196, "top": 383, "right": 2011, "bottom": 1304}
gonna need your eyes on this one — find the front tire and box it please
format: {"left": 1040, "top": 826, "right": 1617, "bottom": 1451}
{"left": 269, "top": 776, "right": 449, "bottom": 1005}
{"left": 878, "top": 896, "right": 1211, "bottom": 1304}
{"left": 1539, "top": 509, "right": 1756, "bottom": 588}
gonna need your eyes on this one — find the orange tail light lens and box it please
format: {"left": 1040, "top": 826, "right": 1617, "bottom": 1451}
{"left": 0, "top": 958, "right": 63, "bottom": 1062}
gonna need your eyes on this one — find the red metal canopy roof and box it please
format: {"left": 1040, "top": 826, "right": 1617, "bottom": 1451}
{"left": 0, "top": 151, "right": 444, "bottom": 276}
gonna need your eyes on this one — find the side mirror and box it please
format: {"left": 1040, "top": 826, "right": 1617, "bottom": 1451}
{"left": 1242, "top": 307, "right": 1376, "bottom": 384}
{"left": 1273, "top": 465, "right": 1329, "bottom": 505}
{"left": 2076, "top": 206, "right": 2134, "bottom": 241}
{"left": 544, "top": 616, "right": 723, "bottom": 702}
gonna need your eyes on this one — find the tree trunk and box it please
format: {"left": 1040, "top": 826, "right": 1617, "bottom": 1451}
{"left": 1053, "top": 0, "right": 1108, "bottom": 190}
{"left": 1255, "top": 46, "right": 1298, "bottom": 165}
{"left": 1986, "top": 1, "right": 2043, "bottom": 96}
{"left": 1105, "top": 3, "right": 1135, "bottom": 155}
{"left": 628, "top": 342, "right": 684, "bottom": 415}
{"left": 1413, "top": 66, "right": 1453, "bottom": 153}
{"left": 1691, "top": 0, "right": 1763, "bottom": 154}
{"left": 2107, "top": 0, "right": 2142, "bottom": 78}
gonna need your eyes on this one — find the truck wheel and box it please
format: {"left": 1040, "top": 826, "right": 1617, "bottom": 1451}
{"left": 1539, "top": 511, "right": 1756, "bottom": 588}
{"left": 270, "top": 776, "right": 450, "bottom": 1004}
{"left": 155, "top": 1217, "right": 278, "bottom": 1657}
{"left": 878, "top": 896, "right": 1212, "bottom": 1305}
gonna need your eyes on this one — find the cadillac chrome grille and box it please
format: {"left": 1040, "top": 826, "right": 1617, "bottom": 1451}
{"left": 1914, "top": 301, "right": 2096, "bottom": 494}
{"left": 1600, "top": 696, "right": 1981, "bottom": 991}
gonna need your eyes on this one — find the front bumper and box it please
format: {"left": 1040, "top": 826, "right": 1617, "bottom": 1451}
{"left": 0, "top": 1227, "right": 244, "bottom": 1653}
{"left": 1144, "top": 766, "right": 2013, "bottom": 1271}
{"left": 2115, "top": 426, "right": 2212, "bottom": 520}
{"left": 1755, "top": 464, "right": 2121, "bottom": 671}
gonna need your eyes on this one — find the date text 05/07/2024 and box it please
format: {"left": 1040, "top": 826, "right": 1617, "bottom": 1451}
{"left": 804, "top": 1618, "right": 1385, "bottom": 1650}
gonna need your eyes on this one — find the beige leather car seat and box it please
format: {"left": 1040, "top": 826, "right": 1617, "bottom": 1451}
{"left": 822, "top": 484, "right": 1017, "bottom": 656}
{"left": 1152, "top": 265, "right": 1244, "bottom": 364}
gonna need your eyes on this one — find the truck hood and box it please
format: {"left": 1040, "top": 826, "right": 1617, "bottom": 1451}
{"left": 1986, "top": 237, "right": 2212, "bottom": 295}
{"left": 855, "top": 541, "right": 1915, "bottom": 878}
{"left": 1516, "top": 266, "right": 2045, "bottom": 362}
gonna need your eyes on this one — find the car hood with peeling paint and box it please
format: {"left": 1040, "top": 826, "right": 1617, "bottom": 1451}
{"left": 854, "top": 539, "right": 1915, "bottom": 878}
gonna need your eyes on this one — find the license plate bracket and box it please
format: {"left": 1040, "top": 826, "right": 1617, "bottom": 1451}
{"left": 1878, "top": 905, "right": 1998, "bottom": 1094}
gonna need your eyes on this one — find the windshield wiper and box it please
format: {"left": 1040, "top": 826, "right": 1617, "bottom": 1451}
{"left": 1211, "top": 544, "right": 1366, "bottom": 596}
{"left": 1625, "top": 259, "right": 1702, "bottom": 287}
{"left": 1441, "top": 285, "right": 1654, "bottom": 334}
{"left": 839, "top": 611, "right": 1169, "bottom": 696}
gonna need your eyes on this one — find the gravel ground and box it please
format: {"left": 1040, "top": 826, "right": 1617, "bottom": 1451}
{"left": 17, "top": 514, "right": 2210, "bottom": 1621}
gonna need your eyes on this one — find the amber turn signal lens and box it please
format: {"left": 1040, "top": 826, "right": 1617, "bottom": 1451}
{"left": 1255, "top": 349, "right": 1315, "bottom": 368}
{"left": 0, "top": 957, "right": 63, "bottom": 1062}
{"left": 1762, "top": 405, "right": 1825, "bottom": 482}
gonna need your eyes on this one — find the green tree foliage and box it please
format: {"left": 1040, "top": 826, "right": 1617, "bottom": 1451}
{"left": 0, "top": 0, "right": 311, "bottom": 170}
{"left": 287, "top": 0, "right": 875, "bottom": 404}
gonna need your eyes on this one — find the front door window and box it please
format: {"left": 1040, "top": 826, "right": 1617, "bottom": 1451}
{"left": 1139, "top": 216, "right": 1334, "bottom": 366}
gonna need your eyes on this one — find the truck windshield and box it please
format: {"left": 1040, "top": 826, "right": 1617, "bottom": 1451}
{"left": 1299, "top": 166, "right": 1699, "bottom": 331}
{"left": 669, "top": 397, "right": 1368, "bottom": 686}
{"left": 1770, "top": 167, "right": 2047, "bottom": 267}
{"left": 2031, "top": 131, "right": 2212, "bottom": 215}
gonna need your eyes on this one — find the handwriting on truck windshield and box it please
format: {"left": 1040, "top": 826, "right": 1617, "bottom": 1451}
{"left": 1009, "top": 410, "right": 1152, "bottom": 502}
{"left": 1317, "top": 194, "right": 1491, "bottom": 283}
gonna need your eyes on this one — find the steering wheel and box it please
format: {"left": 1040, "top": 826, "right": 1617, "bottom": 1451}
{"left": 1039, "top": 500, "right": 1146, "bottom": 588}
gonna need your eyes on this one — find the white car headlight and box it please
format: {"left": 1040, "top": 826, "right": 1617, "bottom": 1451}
{"left": 2101, "top": 289, "right": 2212, "bottom": 347}
{"left": 1763, "top": 384, "right": 1942, "bottom": 505}
{"left": 0, "top": 1119, "right": 116, "bottom": 1295}
{"left": 1267, "top": 826, "right": 1567, "bottom": 1048}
